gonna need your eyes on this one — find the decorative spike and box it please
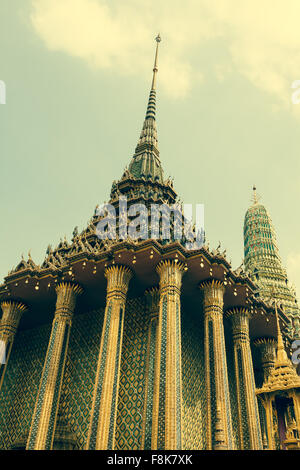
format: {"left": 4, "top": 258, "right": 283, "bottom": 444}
{"left": 127, "top": 35, "right": 163, "bottom": 183}
{"left": 274, "top": 297, "right": 289, "bottom": 364}
{"left": 252, "top": 185, "right": 260, "bottom": 205}
{"left": 151, "top": 34, "right": 161, "bottom": 91}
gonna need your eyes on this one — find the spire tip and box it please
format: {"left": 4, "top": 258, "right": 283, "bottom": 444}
{"left": 252, "top": 185, "right": 260, "bottom": 205}
{"left": 151, "top": 34, "right": 161, "bottom": 91}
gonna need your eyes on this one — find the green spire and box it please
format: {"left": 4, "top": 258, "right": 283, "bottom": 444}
{"left": 244, "top": 187, "right": 300, "bottom": 325}
{"left": 128, "top": 34, "right": 164, "bottom": 182}
{"left": 244, "top": 187, "right": 281, "bottom": 269}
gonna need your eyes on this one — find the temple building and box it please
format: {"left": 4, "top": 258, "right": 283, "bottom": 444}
{"left": 0, "top": 37, "right": 299, "bottom": 451}
{"left": 244, "top": 188, "right": 300, "bottom": 340}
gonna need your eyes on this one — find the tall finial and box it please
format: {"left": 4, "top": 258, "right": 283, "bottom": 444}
{"left": 129, "top": 35, "right": 163, "bottom": 182}
{"left": 252, "top": 185, "right": 260, "bottom": 205}
{"left": 144, "top": 35, "right": 161, "bottom": 122}
{"left": 271, "top": 287, "right": 289, "bottom": 364}
{"left": 151, "top": 34, "right": 161, "bottom": 91}
{"left": 275, "top": 299, "right": 286, "bottom": 352}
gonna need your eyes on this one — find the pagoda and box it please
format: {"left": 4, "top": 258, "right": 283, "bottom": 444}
{"left": 0, "top": 37, "right": 298, "bottom": 451}
{"left": 244, "top": 186, "right": 300, "bottom": 340}
{"left": 256, "top": 300, "right": 300, "bottom": 449}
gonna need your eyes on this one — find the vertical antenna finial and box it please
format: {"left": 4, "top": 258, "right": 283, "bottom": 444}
{"left": 271, "top": 286, "right": 287, "bottom": 362}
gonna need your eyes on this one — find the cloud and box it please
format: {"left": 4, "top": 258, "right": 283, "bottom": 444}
{"left": 30, "top": 0, "right": 196, "bottom": 98}
{"left": 287, "top": 252, "right": 300, "bottom": 297}
{"left": 30, "top": 0, "right": 300, "bottom": 107}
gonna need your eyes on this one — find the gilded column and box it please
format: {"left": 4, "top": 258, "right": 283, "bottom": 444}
{"left": 27, "top": 282, "right": 83, "bottom": 450}
{"left": 253, "top": 338, "right": 276, "bottom": 383}
{"left": 0, "top": 300, "right": 27, "bottom": 390}
{"left": 259, "top": 396, "right": 275, "bottom": 450}
{"left": 152, "top": 260, "right": 185, "bottom": 450}
{"left": 226, "top": 308, "right": 263, "bottom": 449}
{"left": 142, "top": 287, "right": 160, "bottom": 449}
{"left": 86, "top": 265, "right": 132, "bottom": 450}
{"left": 199, "top": 280, "right": 233, "bottom": 450}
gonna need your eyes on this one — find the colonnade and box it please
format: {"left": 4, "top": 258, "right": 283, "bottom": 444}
{"left": 0, "top": 262, "right": 263, "bottom": 450}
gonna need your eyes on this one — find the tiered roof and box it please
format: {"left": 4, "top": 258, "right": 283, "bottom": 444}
{"left": 257, "top": 303, "right": 300, "bottom": 394}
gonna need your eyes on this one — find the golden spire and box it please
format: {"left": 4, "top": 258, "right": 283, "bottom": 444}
{"left": 256, "top": 291, "right": 300, "bottom": 393}
{"left": 144, "top": 34, "right": 161, "bottom": 120}
{"left": 129, "top": 35, "right": 163, "bottom": 181}
{"left": 274, "top": 296, "right": 289, "bottom": 364}
{"left": 135, "top": 35, "right": 161, "bottom": 146}
{"left": 151, "top": 34, "right": 161, "bottom": 91}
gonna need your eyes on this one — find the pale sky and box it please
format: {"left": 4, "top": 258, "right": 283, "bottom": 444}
{"left": 1, "top": 0, "right": 300, "bottom": 296}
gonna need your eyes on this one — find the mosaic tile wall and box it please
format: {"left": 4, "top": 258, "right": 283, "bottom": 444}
{"left": 0, "top": 299, "right": 150, "bottom": 450}
{"left": 0, "top": 323, "right": 51, "bottom": 449}
{"left": 60, "top": 308, "right": 104, "bottom": 449}
{"left": 181, "top": 307, "right": 207, "bottom": 450}
{"left": 225, "top": 328, "right": 239, "bottom": 449}
{"left": 115, "top": 297, "right": 149, "bottom": 450}
{"left": 0, "top": 296, "right": 241, "bottom": 451}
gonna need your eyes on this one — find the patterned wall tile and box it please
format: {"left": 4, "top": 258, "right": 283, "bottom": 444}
{"left": 224, "top": 327, "right": 239, "bottom": 449}
{"left": 61, "top": 308, "right": 104, "bottom": 449}
{"left": 0, "top": 323, "right": 51, "bottom": 449}
{"left": 0, "top": 296, "right": 245, "bottom": 451}
{"left": 181, "top": 307, "right": 206, "bottom": 450}
{"left": 115, "top": 297, "right": 148, "bottom": 450}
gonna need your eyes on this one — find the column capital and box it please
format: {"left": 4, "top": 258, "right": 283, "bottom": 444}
{"left": 145, "top": 286, "right": 160, "bottom": 296}
{"left": 199, "top": 279, "right": 225, "bottom": 290}
{"left": 225, "top": 307, "right": 252, "bottom": 319}
{"left": 104, "top": 265, "right": 132, "bottom": 298}
{"left": 55, "top": 282, "right": 83, "bottom": 323}
{"left": 1, "top": 299, "right": 27, "bottom": 315}
{"left": 55, "top": 281, "right": 83, "bottom": 297}
{"left": 156, "top": 259, "right": 186, "bottom": 293}
{"left": 253, "top": 337, "right": 277, "bottom": 382}
{"left": 252, "top": 337, "right": 277, "bottom": 349}
{"left": 0, "top": 300, "right": 28, "bottom": 342}
{"left": 199, "top": 279, "right": 225, "bottom": 310}
{"left": 225, "top": 308, "right": 252, "bottom": 344}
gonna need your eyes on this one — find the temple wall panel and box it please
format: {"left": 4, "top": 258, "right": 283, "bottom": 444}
{"left": 224, "top": 327, "right": 240, "bottom": 449}
{"left": 60, "top": 308, "right": 104, "bottom": 449}
{"left": 114, "top": 297, "right": 148, "bottom": 450}
{"left": 181, "top": 307, "right": 206, "bottom": 450}
{"left": 0, "top": 296, "right": 244, "bottom": 450}
{"left": 0, "top": 323, "right": 51, "bottom": 449}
